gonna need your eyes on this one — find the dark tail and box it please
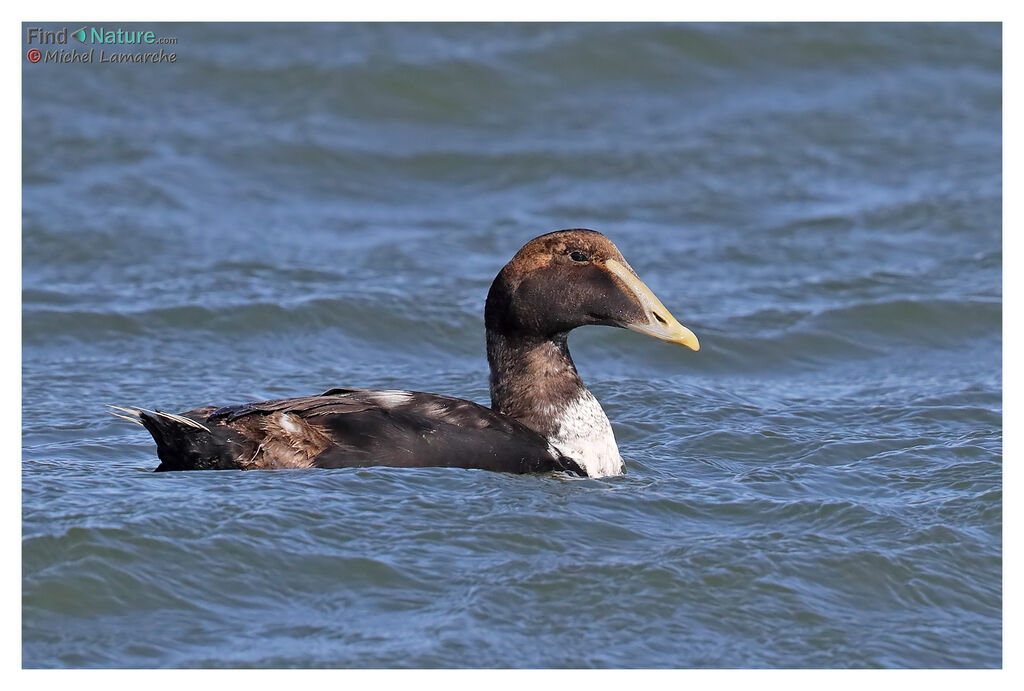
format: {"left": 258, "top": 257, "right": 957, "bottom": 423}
{"left": 107, "top": 405, "right": 241, "bottom": 471}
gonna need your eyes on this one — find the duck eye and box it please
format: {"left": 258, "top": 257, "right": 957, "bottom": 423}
{"left": 569, "top": 250, "right": 589, "bottom": 263}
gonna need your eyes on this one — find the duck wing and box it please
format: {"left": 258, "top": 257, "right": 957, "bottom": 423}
{"left": 115, "top": 388, "right": 584, "bottom": 475}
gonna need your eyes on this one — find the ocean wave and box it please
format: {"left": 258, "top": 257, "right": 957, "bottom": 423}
{"left": 22, "top": 295, "right": 480, "bottom": 348}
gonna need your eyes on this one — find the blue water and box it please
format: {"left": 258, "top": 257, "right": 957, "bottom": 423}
{"left": 22, "top": 22, "right": 1001, "bottom": 668}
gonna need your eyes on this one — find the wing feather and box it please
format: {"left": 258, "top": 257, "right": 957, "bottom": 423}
{"left": 194, "top": 388, "right": 583, "bottom": 475}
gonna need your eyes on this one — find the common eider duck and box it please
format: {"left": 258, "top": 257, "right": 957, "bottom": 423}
{"left": 109, "top": 229, "right": 699, "bottom": 478}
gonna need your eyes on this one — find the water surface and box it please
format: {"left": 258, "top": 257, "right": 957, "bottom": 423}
{"left": 22, "top": 22, "right": 1001, "bottom": 668}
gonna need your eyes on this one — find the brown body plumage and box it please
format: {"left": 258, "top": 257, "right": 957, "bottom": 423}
{"left": 111, "top": 229, "right": 699, "bottom": 478}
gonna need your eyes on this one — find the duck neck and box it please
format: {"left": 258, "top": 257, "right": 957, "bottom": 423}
{"left": 486, "top": 330, "right": 623, "bottom": 477}
{"left": 487, "top": 331, "right": 581, "bottom": 437}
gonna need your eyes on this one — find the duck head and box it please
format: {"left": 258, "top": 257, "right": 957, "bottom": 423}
{"left": 485, "top": 228, "right": 699, "bottom": 350}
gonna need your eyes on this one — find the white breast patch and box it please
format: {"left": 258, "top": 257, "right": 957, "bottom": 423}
{"left": 547, "top": 390, "right": 623, "bottom": 478}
